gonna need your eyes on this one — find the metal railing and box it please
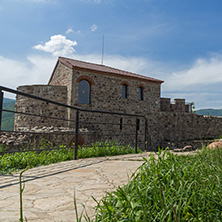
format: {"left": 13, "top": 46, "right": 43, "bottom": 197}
{"left": 0, "top": 85, "right": 148, "bottom": 159}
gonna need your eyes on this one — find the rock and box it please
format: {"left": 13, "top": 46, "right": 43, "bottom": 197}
{"left": 207, "top": 142, "right": 222, "bottom": 149}
{"left": 173, "top": 145, "right": 194, "bottom": 152}
{"left": 182, "top": 145, "right": 193, "bottom": 151}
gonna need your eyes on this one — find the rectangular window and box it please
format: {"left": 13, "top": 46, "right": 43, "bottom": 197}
{"left": 139, "top": 87, "right": 143, "bottom": 100}
{"left": 120, "top": 118, "right": 123, "bottom": 130}
{"left": 122, "top": 84, "right": 127, "bottom": 98}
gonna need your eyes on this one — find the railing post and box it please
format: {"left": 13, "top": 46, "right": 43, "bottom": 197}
{"left": 135, "top": 118, "right": 139, "bottom": 154}
{"left": 74, "top": 110, "right": 79, "bottom": 160}
{"left": 0, "top": 89, "right": 4, "bottom": 131}
{"left": 144, "top": 119, "right": 148, "bottom": 151}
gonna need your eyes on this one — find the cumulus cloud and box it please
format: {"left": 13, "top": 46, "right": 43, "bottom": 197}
{"left": 34, "top": 34, "right": 78, "bottom": 57}
{"left": 90, "top": 24, "right": 97, "bottom": 32}
{"left": 0, "top": 55, "right": 56, "bottom": 96}
{"left": 164, "top": 54, "right": 222, "bottom": 91}
{"left": 159, "top": 53, "right": 222, "bottom": 108}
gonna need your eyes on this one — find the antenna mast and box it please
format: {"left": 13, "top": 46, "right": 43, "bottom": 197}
{"left": 101, "top": 35, "right": 104, "bottom": 65}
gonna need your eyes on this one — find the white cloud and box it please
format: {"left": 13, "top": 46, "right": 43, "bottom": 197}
{"left": 66, "top": 28, "right": 74, "bottom": 34}
{"left": 81, "top": 0, "right": 102, "bottom": 3}
{"left": 73, "top": 54, "right": 159, "bottom": 75}
{"left": 164, "top": 54, "right": 222, "bottom": 91}
{"left": 33, "top": 34, "right": 78, "bottom": 57}
{"left": 90, "top": 24, "right": 98, "bottom": 32}
{"left": 65, "top": 28, "right": 81, "bottom": 35}
{"left": 0, "top": 55, "right": 56, "bottom": 98}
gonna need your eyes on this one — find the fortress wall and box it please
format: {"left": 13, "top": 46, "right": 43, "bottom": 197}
{"left": 14, "top": 85, "right": 68, "bottom": 130}
{"left": 149, "top": 112, "right": 222, "bottom": 149}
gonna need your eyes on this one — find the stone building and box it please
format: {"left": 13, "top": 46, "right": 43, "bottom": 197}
{"left": 14, "top": 57, "right": 222, "bottom": 150}
{"left": 48, "top": 57, "right": 164, "bottom": 115}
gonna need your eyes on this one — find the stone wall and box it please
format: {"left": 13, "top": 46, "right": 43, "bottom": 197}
{"left": 14, "top": 85, "right": 68, "bottom": 130}
{"left": 13, "top": 61, "right": 222, "bottom": 151}
{"left": 160, "top": 98, "right": 190, "bottom": 113}
{"left": 48, "top": 62, "right": 74, "bottom": 122}
{"left": 148, "top": 112, "right": 222, "bottom": 149}
{"left": 49, "top": 62, "right": 161, "bottom": 116}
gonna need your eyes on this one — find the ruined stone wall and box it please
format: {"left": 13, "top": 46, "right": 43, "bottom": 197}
{"left": 48, "top": 62, "right": 74, "bottom": 123}
{"left": 14, "top": 85, "right": 68, "bottom": 130}
{"left": 148, "top": 112, "right": 222, "bottom": 149}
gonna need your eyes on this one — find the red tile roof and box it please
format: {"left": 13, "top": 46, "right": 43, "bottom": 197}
{"left": 54, "top": 57, "right": 164, "bottom": 84}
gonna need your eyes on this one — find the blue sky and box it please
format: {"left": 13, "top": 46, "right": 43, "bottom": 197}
{"left": 1, "top": 0, "right": 222, "bottom": 109}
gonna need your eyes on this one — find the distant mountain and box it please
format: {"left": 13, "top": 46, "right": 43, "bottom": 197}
{"left": 1, "top": 98, "right": 16, "bottom": 131}
{"left": 196, "top": 109, "right": 222, "bottom": 117}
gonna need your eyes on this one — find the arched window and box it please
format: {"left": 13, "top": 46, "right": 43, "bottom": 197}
{"left": 122, "top": 84, "right": 127, "bottom": 98}
{"left": 139, "top": 86, "right": 144, "bottom": 100}
{"left": 78, "top": 80, "right": 90, "bottom": 104}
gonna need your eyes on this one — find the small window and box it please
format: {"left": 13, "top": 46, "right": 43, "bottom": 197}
{"left": 120, "top": 118, "right": 123, "bottom": 130}
{"left": 122, "top": 84, "right": 127, "bottom": 98}
{"left": 78, "top": 80, "right": 90, "bottom": 104}
{"left": 139, "top": 87, "right": 144, "bottom": 100}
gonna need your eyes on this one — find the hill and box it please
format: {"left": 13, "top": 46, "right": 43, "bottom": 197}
{"left": 195, "top": 108, "right": 222, "bottom": 117}
{"left": 1, "top": 98, "right": 15, "bottom": 131}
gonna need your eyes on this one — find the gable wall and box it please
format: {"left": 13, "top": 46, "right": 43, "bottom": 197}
{"left": 70, "top": 69, "right": 161, "bottom": 115}
{"left": 48, "top": 62, "right": 73, "bottom": 107}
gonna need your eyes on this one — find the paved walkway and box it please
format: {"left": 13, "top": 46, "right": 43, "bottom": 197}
{"left": 0, "top": 153, "right": 155, "bottom": 222}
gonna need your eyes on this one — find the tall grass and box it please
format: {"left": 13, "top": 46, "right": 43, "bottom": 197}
{"left": 88, "top": 148, "right": 222, "bottom": 221}
{"left": 0, "top": 141, "right": 138, "bottom": 175}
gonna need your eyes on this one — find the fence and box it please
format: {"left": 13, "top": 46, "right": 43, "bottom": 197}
{"left": 0, "top": 85, "right": 148, "bottom": 159}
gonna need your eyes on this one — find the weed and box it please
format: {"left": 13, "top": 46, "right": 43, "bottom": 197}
{"left": 0, "top": 141, "right": 139, "bottom": 175}
{"left": 19, "top": 166, "right": 29, "bottom": 222}
{"left": 86, "top": 147, "right": 222, "bottom": 221}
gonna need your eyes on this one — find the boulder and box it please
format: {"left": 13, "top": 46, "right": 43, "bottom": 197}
{"left": 206, "top": 142, "right": 222, "bottom": 149}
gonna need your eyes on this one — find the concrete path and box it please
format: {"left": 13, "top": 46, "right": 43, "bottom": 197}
{"left": 0, "top": 153, "right": 154, "bottom": 222}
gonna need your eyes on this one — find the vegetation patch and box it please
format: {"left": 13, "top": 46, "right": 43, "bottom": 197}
{"left": 1, "top": 98, "right": 15, "bottom": 131}
{"left": 0, "top": 141, "right": 139, "bottom": 175}
{"left": 88, "top": 148, "right": 222, "bottom": 221}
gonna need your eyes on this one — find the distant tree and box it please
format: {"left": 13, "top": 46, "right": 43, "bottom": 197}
{"left": 191, "top": 102, "right": 196, "bottom": 113}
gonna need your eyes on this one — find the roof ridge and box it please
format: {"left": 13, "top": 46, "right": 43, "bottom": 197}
{"left": 58, "top": 57, "right": 164, "bottom": 84}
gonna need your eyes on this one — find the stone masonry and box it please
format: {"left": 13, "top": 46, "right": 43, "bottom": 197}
{"left": 13, "top": 57, "right": 222, "bottom": 150}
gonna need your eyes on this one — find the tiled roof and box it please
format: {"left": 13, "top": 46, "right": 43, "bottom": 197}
{"left": 57, "top": 57, "right": 164, "bottom": 84}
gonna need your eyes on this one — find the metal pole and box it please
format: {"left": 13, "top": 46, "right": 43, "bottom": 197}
{"left": 0, "top": 90, "right": 4, "bottom": 131}
{"left": 135, "top": 118, "right": 139, "bottom": 154}
{"left": 144, "top": 119, "right": 148, "bottom": 151}
{"left": 74, "top": 110, "right": 79, "bottom": 160}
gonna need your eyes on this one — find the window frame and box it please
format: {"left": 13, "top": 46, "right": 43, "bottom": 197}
{"left": 78, "top": 79, "right": 91, "bottom": 104}
{"left": 139, "top": 86, "right": 144, "bottom": 101}
{"left": 122, "top": 84, "right": 128, "bottom": 98}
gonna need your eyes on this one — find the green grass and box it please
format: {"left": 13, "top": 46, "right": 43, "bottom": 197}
{"left": 0, "top": 141, "right": 139, "bottom": 175}
{"left": 86, "top": 147, "right": 222, "bottom": 221}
